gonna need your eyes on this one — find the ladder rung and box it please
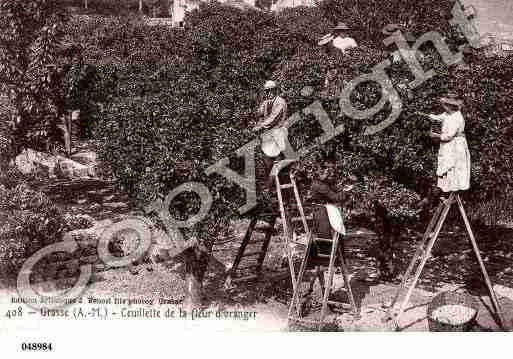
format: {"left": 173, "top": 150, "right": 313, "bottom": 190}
{"left": 291, "top": 240, "right": 307, "bottom": 245}
{"left": 249, "top": 237, "right": 267, "bottom": 244}
{"left": 316, "top": 254, "right": 331, "bottom": 259}
{"left": 345, "top": 232, "right": 376, "bottom": 238}
{"left": 291, "top": 215, "right": 313, "bottom": 222}
{"left": 255, "top": 223, "right": 273, "bottom": 230}
{"left": 280, "top": 183, "right": 294, "bottom": 189}
{"left": 315, "top": 238, "right": 333, "bottom": 243}
{"left": 237, "top": 263, "right": 260, "bottom": 270}
{"left": 231, "top": 274, "right": 259, "bottom": 283}
{"left": 241, "top": 251, "right": 264, "bottom": 257}
{"left": 327, "top": 301, "right": 352, "bottom": 308}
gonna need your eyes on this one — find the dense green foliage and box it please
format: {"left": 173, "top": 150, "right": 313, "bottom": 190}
{"left": 0, "top": 183, "right": 67, "bottom": 280}
{"left": 12, "top": 0, "right": 510, "bottom": 242}
{"left": 0, "top": 0, "right": 511, "bottom": 295}
{"left": 0, "top": 0, "right": 68, "bottom": 154}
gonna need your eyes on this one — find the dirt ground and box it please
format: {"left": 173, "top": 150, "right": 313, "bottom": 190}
{"left": 60, "top": 211, "right": 513, "bottom": 331}
{"left": 11, "top": 141, "right": 513, "bottom": 331}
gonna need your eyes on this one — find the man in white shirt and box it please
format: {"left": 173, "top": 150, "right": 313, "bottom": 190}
{"left": 253, "top": 80, "right": 289, "bottom": 188}
{"left": 254, "top": 80, "right": 287, "bottom": 132}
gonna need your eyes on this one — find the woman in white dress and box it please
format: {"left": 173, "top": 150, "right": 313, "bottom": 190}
{"left": 429, "top": 94, "right": 471, "bottom": 193}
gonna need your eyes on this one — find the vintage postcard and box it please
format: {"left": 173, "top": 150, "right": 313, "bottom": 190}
{"left": 1, "top": 0, "right": 512, "bottom": 355}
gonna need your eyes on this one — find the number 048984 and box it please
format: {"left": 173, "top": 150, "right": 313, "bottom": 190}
{"left": 21, "top": 343, "right": 53, "bottom": 351}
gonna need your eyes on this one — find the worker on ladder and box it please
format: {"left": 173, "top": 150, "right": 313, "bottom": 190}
{"left": 416, "top": 92, "right": 471, "bottom": 214}
{"left": 299, "top": 158, "right": 353, "bottom": 310}
{"left": 253, "top": 80, "right": 289, "bottom": 190}
{"left": 310, "top": 158, "right": 352, "bottom": 262}
{"left": 288, "top": 157, "right": 358, "bottom": 326}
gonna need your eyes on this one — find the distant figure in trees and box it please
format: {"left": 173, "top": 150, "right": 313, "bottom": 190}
{"left": 253, "top": 80, "right": 289, "bottom": 188}
{"left": 429, "top": 93, "right": 471, "bottom": 193}
{"left": 331, "top": 22, "right": 358, "bottom": 53}
{"left": 381, "top": 23, "right": 420, "bottom": 64}
{"left": 318, "top": 22, "right": 358, "bottom": 54}
{"left": 318, "top": 23, "right": 358, "bottom": 99}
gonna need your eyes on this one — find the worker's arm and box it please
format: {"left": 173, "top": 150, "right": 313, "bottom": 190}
{"left": 416, "top": 111, "right": 441, "bottom": 121}
{"left": 439, "top": 114, "right": 461, "bottom": 142}
{"left": 428, "top": 113, "right": 443, "bottom": 122}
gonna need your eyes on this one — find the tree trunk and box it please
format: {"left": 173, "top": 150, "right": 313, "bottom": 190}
{"left": 182, "top": 245, "right": 210, "bottom": 311}
{"left": 373, "top": 202, "right": 396, "bottom": 281}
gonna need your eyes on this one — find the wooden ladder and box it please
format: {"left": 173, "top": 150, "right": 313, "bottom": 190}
{"left": 272, "top": 160, "right": 312, "bottom": 292}
{"left": 224, "top": 160, "right": 310, "bottom": 289}
{"left": 224, "top": 212, "right": 277, "bottom": 288}
{"left": 287, "top": 214, "right": 359, "bottom": 331}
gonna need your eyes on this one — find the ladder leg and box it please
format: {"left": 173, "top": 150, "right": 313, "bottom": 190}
{"left": 225, "top": 217, "right": 258, "bottom": 288}
{"left": 275, "top": 176, "right": 297, "bottom": 291}
{"left": 288, "top": 234, "right": 313, "bottom": 320}
{"left": 291, "top": 172, "right": 309, "bottom": 233}
{"left": 455, "top": 194, "right": 507, "bottom": 330}
{"left": 319, "top": 233, "right": 339, "bottom": 331}
{"left": 387, "top": 201, "right": 446, "bottom": 317}
{"left": 394, "top": 193, "right": 454, "bottom": 326}
{"left": 338, "top": 245, "right": 358, "bottom": 316}
{"left": 256, "top": 216, "right": 277, "bottom": 273}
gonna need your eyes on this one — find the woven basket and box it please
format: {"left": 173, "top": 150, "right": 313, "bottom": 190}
{"left": 427, "top": 291, "right": 479, "bottom": 332}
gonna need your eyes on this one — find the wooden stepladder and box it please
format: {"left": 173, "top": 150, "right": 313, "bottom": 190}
{"left": 224, "top": 212, "right": 277, "bottom": 288}
{"left": 387, "top": 192, "right": 506, "bottom": 330}
{"left": 224, "top": 159, "right": 309, "bottom": 289}
{"left": 287, "top": 205, "right": 358, "bottom": 331}
{"left": 271, "top": 160, "right": 312, "bottom": 292}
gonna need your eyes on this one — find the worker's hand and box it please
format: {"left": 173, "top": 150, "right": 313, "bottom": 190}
{"left": 343, "top": 185, "right": 354, "bottom": 192}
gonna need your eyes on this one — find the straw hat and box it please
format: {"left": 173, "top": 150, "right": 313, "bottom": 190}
{"left": 333, "top": 22, "right": 350, "bottom": 31}
{"left": 439, "top": 93, "right": 463, "bottom": 108}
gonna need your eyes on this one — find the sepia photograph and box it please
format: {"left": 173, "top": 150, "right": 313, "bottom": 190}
{"left": 0, "top": 0, "right": 513, "bottom": 353}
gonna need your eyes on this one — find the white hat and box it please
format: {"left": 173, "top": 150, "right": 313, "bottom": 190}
{"left": 263, "top": 80, "right": 277, "bottom": 90}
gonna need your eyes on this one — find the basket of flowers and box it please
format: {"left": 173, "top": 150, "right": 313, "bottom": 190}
{"left": 427, "top": 291, "right": 479, "bottom": 332}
